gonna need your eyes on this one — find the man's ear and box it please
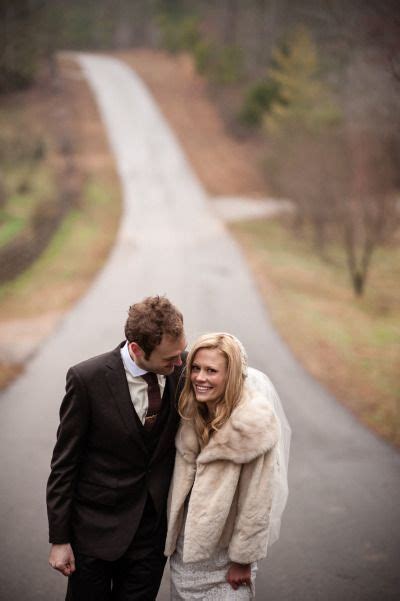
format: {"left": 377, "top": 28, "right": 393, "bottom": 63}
{"left": 128, "top": 342, "right": 142, "bottom": 358}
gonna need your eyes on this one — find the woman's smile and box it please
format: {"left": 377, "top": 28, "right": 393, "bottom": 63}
{"left": 195, "top": 384, "right": 212, "bottom": 393}
{"left": 190, "top": 348, "right": 227, "bottom": 405}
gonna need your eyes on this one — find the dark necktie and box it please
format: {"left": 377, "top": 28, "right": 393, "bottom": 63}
{"left": 141, "top": 372, "right": 162, "bottom": 430}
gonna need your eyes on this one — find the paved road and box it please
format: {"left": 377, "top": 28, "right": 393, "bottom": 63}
{"left": 0, "top": 54, "right": 399, "bottom": 601}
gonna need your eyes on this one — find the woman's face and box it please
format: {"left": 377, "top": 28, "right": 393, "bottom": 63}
{"left": 190, "top": 348, "right": 228, "bottom": 407}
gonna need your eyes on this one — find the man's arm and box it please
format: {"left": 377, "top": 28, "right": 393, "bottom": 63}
{"left": 46, "top": 367, "right": 90, "bottom": 548}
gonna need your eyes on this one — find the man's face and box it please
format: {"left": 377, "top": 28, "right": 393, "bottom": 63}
{"left": 129, "top": 334, "right": 187, "bottom": 375}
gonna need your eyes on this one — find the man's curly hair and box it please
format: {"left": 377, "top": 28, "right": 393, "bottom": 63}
{"left": 124, "top": 296, "right": 184, "bottom": 358}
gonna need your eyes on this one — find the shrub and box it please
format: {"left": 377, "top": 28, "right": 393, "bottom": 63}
{"left": 239, "top": 79, "right": 283, "bottom": 126}
{"left": 209, "top": 45, "right": 243, "bottom": 84}
{"left": 192, "top": 39, "right": 214, "bottom": 75}
{"left": 157, "top": 14, "right": 201, "bottom": 54}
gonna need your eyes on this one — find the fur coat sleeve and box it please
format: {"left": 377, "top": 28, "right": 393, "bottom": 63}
{"left": 165, "top": 368, "right": 281, "bottom": 565}
{"left": 228, "top": 442, "right": 278, "bottom": 563}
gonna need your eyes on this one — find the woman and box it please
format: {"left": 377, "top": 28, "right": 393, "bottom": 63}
{"left": 165, "top": 333, "right": 290, "bottom": 599}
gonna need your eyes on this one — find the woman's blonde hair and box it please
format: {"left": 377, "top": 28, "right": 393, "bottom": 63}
{"left": 179, "top": 333, "right": 247, "bottom": 446}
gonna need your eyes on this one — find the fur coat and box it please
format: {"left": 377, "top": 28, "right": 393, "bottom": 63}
{"left": 164, "top": 367, "right": 281, "bottom": 565}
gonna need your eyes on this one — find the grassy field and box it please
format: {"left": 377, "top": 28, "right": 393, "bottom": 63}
{"left": 231, "top": 217, "right": 400, "bottom": 447}
{"left": 0, "top": 168, "right": 55, "bottom": 249}
{"left": 0, "top": 57, "right": 121, "bottom": 386}
{"left": 0, "top": 101, "right": 57, "bottom": 251}
{"left": 0, "top": 178, "right": 119, "bottom": 317}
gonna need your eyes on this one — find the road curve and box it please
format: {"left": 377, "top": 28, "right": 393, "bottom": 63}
{"left": 0, "top": 54, "right": 399, "bottom": 601}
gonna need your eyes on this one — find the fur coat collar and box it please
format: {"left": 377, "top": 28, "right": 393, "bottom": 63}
{"left": 175, "top": 383, "right": 280, "bottom": 466}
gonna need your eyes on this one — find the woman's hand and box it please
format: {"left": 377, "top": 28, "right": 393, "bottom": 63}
{"left": 226, "top": 562, "right": 251, "bottom": 590}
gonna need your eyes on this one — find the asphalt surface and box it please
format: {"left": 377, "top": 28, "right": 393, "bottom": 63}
{"left": 0, "top": 54, "right": 399, "bottom": 601}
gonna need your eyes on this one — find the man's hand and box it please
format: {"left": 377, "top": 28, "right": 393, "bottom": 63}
{"left": 48, "top": 543, "right": 76, "bottom": 577}
{"left": 226, "top": 562, "right": 251, "bottom": 590}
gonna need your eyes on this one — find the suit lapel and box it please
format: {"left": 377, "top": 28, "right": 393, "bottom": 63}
{"left": 105, "top": 344, "right": 147, "bottom": 456}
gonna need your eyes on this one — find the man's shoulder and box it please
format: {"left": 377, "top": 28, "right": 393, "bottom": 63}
{"left": 69, "top": 343, "right": 123, "bottom": 378}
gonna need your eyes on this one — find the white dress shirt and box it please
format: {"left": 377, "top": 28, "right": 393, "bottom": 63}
{"left": 120, "top": 341, "right": 166, "bottom": 424}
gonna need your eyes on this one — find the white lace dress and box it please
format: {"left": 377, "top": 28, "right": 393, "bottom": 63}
{"left": 170, "top": 503, "right": 257, "bottom": 600}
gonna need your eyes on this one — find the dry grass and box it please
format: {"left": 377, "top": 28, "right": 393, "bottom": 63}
{"left": 0, "top": 363, "right": 23, "bottom": 389}
{"left": 0, "top": 55, "right": 121, "bottom": 386}
{"left": 232, "top": 218, "right": 400, "bottom": 447}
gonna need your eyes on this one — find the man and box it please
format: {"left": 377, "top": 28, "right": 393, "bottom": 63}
{"left": 47, "top": 295, "right": 187, "bottom": 600}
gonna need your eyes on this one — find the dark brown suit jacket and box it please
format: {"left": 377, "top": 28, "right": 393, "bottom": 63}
{"left": 46, "top": 343, "right": 185, "bottom": 561}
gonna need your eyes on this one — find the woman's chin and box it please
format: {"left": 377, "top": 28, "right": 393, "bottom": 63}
{"left": 195, "top": 394, "right": 208, "bottom": 403}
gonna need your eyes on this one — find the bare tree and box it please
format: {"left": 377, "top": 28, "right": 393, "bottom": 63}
{"left": 363, "top": 0, "right": 400, "bottom": 83}
{"left": 340, "top": 128, "right": 399, "bottom": 295}
{"left": 0, "top": 0, "right": 44, "bottom": 92}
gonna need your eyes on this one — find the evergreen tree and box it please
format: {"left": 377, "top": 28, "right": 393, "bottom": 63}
{"left": 264, "top": 26, "right": 340, "bottom": 135}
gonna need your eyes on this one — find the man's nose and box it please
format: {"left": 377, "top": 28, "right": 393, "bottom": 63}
{"left": 174, "top": 355, "right": 183, "bottom": 367}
